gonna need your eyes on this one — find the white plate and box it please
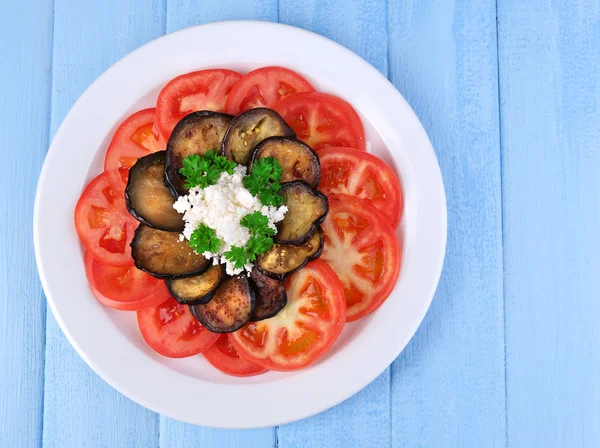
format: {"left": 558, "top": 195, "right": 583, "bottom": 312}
{"left": 34, "top": 21, "right": 446, "bottom": 428}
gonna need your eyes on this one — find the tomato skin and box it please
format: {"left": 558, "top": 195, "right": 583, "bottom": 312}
{"left": 155, "top": 69, "right": 242, "bottom": 139}
{"left": 273, "top": 92, "right": 365, "bottom": 151}
{"left": 229, "top": 260, "right": 346, "bottom": 371}
{"left": 84, "top": 252, "right": 171, "bottom": 311}
{"left": 74, "top": 169, "right": 138, "bottom": 266}
{"left": 104, "top": 108, "right": 166, "bottom": 171}
{"left": 137, "top": 297, "right": 219, "bottom": 358}
{"left": 202, "top": 335, "right": 268, "bottom": 377}
{"left": 321, "top": 194, "right": 402, "bottom": 322}
{"left": 225, "top": 66, "right": 314, "bottom": 115}
{"left": 318, "top": 147, "right": 403, "bottom": 228}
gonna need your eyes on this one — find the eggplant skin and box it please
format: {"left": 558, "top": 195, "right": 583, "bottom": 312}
{"left": 257, "top": 226, "right": 324, "bottom": 279}
{"left": 189, "top": 275, "right": 255, "bottom": 333}
{"left": 164, "top": 111, "right": 233, "bottom": 197}
{"left": 125, "top": 151, "right": 184, "bottom": 232}
{"left": 130, "top": 225, "right": 209, "bottom": 279}
{"left": 222, "top": 108, "right": 295, "bottom": 165}
{"left": 274, "top": 181, "right": 329, "bottom": 246}
{"left": 251, "top": 137, "right": 321, "bottom": 187}
{"left": 249, "top": 268, "right": 287, "bottom": 321}
{"left": 166, "top": 264, "right": 225, "bottom": 305}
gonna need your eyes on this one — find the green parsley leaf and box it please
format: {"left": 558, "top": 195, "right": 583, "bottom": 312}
{"left": 180, "top": 150, "right": 237, "bottom": 190}
{"left": 224, "top": 246, "right": 248, "bottom": 269}
{"left": 240, "top": 211, "right": 274, "bottom": 235}
{"left": 243, "top": 157, "right": 285, "bottom": 207}
{"left": 189, "top": 224, "right": 221, "bottom": 254}
{"left": 245, "top": 235, "right": 274, "bottom": 261}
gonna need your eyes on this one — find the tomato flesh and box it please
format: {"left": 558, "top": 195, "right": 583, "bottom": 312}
{"left": 155, "top": 69, "right": 242, "bottom": 139}
{"left": 318, "top": 147, "right": 403, "bottom": 228}
{"left": 321, "top": 194, "right": 402, "bottom": 322}
{"left": 225, "top": 66, "right": 314, "bottom": 115}
{"left": 274, "top": 92, "right": 365, "bottom": 151}
{"left": 203, "top": 335, "right": 267, "bottom": 377}
{"left": 230, "top": 260, "right": 346, "bottom": 371}
{"left": 104, "top": 108, "right": 166, "bottom": 171}
{"left": 74, "top": 169, "right": 138, "bottom": 266}
{"left": 137, "top": 297, "right": 219, "bottom": 358}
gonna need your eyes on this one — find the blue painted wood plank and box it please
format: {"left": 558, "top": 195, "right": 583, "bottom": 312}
{"left": 498, "top": 1, "right": 600, "bottom": 446}
{"left": 0, "top": 1, "right": 54, "bottom": 447}
{"left": 42, "top": 1, "right": 165, "bottom": 447}
{"left": 388, "top": 1, "right": 506, "bottom": 447}
{"left": 277, "top": 1, "right": 391, "bottom": 446}
{"left": 159, "top": 1, "right": 277, "bottom": 446}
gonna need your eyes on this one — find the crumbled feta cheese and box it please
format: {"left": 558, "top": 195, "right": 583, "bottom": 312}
{"left": 174, "top": 165, "right": 287, "bottom": 276}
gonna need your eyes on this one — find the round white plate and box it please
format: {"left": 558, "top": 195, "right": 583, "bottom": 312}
{"left": 34, "top": 21, "right": 446, "bottom": 428}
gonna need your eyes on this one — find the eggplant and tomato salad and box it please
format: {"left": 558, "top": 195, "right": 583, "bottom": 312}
{"left": 74, "top": 66, "right": 403, "bottom": 376}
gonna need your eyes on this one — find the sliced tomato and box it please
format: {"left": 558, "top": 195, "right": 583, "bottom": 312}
{"left": 225, "top": 66, "right": 314, "bottom": 115}
{"left": 273, "top": 92, "right": 365, "bottom": 151}
{"left": 230, "top": 260, "right": 346, "bottom": 371}
{"left": 84, "top": 252, "right": 171, "bottom": 311}
{"left": 137, "top": 297, "right": 219, "bottom": 358}
{"left": 321, "top": 194, "right": 401, "bottom": 322}
{"left": 318, "top": 148, "right": 403, "bottom": 228}
{"left": 155, "top": 69, "right": 242, "bottom": 139}
{"left": 202, "top": 335, "right": 267, "bottom": 377}
{"left": 104, "top": 108, "right": 166, "bottom": 171}
{"left": 74, "top": 169, "right": 138, "bottom": 266}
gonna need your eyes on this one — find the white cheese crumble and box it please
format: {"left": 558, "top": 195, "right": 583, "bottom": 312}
{"left": 173, "top": 165, "right": 287, "bottom": 276}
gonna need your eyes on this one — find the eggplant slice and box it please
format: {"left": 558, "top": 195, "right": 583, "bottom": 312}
{"left": 275, "top": 181, "right": 328, "bottom": 245}
{"left": 125, "top": 151, "right": 184, "bottom": 232}
{"left": 165, "top": 111, "right": 233, "bottom": 196}
{"left": 249, "top": 268, "right": 287, "bottom": 321}
{"left": 222, "top": 108, "right": 295, "bottom": 165}
{"left": 257, "top": 227, "right": 323, "bottom": 279}
{"left": 190, "top": 275, "right": 255, "bottom": 333}
{"left": 166, "top": 264, "right": 225, "bottom": 305}
{"left": 251, "top": 137, "right": 320, "bottom": 187}
{"left": 131, "top": 225, "right": 209, "bottom": 278}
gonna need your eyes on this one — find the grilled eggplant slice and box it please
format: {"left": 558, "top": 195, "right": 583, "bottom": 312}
{"left": 125, "top": 151, "right": 184, "bottom": 232}
{"left": 257, "top": 227, "right": 323, "bottom": 279}
{"left": 165, "top": 111, "right": 232, "bottom": 196}
{"left": 222, "top": 108, "right": 295, "bottom": 165}
{"left": 166, "top": 264, "right": 225, "bottom": 305}
{"left": 131, "top": 225, "right": 209, "bottom": 278}
{"left": 251, "top": 137, "right": 320, "bottom": 187}
{"left": 275, "top": 181, "right": 328, "bottom": 245}
{"left": 249, "top": 268, "right": 287, "bottom": 321}
{"left": 190, "top": 275, "right": 255, "bottom": 333}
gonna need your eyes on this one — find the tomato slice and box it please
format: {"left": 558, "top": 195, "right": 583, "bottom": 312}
{"left": 137, "top": 297, "right": 219, "bottom": 358}
{"left": 104, "top": 108, "right": 166, "bottom": 171}
{"left": 155, "top": 69, "right": 242, "bottom": 139}
{"left": 74, "top": 169, "right": 138, "bottom": 266}
{"left": 273, "top": 92, "right": 365, "bottom": 151}
{"left": 84, "top": 252, "right": 171, "bottom": 311}
{"left": 225, "top": 66, "right": 314, "bottom": 115}
{"left": 202, "top": 335, "right": 268, "bottom": 377}
{"left": 318, "top": 148, "right": 404, "bottom": 228}
{"left": 229, "top": 260, "right": 346, "bottom": 371}
{"left": 320, "top": 194, "right": 402, "bottom": 322}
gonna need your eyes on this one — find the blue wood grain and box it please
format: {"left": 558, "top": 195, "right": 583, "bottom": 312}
{"left": 277, "top": 1, "right": 391, "bottom": 446}
{"left": 388, "top": 1, "right": 506, "bottom": 446}
{"left": 160, "top": 1, "right": 277, "bottom": 446}
{"left": 498, "top": 1, "right": 600, "bottom": 446}
{"left": 0, "top": 1, "right": 53, "bottom": 446}
{"left": 41, "top": 1, "right": 164, "bottom": 446}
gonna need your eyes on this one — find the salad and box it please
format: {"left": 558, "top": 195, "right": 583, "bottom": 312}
{"left": 74, "top": 66, "right": 403, "bottom": 375}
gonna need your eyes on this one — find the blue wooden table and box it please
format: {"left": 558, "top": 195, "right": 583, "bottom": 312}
{"left": 1, "top": 0, "right": 598, "bottom": 446}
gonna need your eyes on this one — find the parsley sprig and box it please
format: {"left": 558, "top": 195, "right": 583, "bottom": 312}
{"left": 189, "top": 224, "right": 221, "bottom": 255}
{"left": 224, "top": 211, "right": 276, "bottom": 269}
{"left": 243, "top": 157, "right": 285, "bottom": 207}
{"left": 180, "top": 150, "right": 236, "bottom": 190}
